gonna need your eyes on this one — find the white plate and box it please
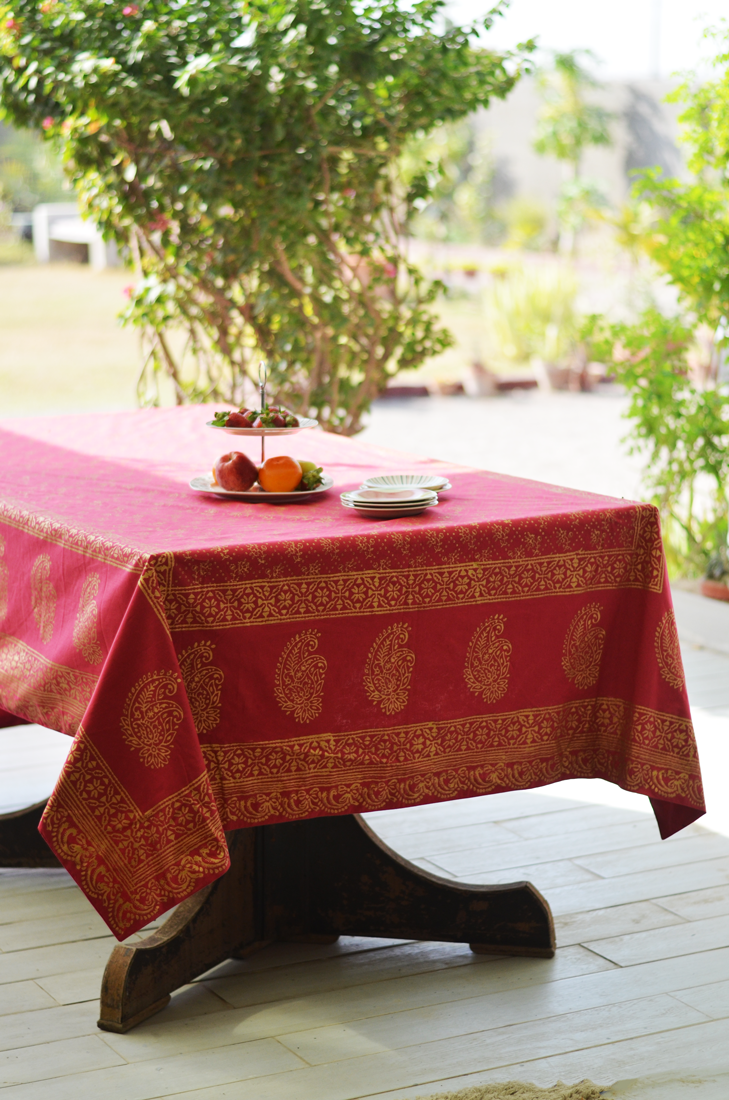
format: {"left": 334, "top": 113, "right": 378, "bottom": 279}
{"left": 359, "top": 480, "right": 452, "bottom": 494}
{"left": 206, "top": 416, "right": 318, "bottom": 437}
{"left": 343, "top": 488, "right": 437, "bottom": 506}
{"left": 362, "top": 473, "right": 450, "bottom": 491}
{"left": 190, "top": 473, "right": 333, "bottom": 502}
{"left": 341, "top": 498, "right": 438, "bottom": 519}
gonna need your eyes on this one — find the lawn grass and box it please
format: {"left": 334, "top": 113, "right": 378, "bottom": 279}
{"left": 0, "top": 260, "right": 492, "bottom": 416}
{"left": 0, "top": 262, "right": 142, "bottom": 416}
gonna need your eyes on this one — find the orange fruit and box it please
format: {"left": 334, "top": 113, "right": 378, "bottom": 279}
{"left": 258, "top": 455, "right": 302, "bottom": 493}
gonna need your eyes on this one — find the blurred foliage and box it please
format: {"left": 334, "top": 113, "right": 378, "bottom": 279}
{"left": 483, "top": 263, "right": 578, "bottom": 365}
{"left": 402, "top": 118, "right": 505, "bottom": 245}
{"left": 533, "top": 50, "right": 612, "bottom": 253}
{"left": 533, "top": 50, "right": 612, "bottom": 174}
{"left": 584, "top": 28, "right": 729, "bottom": 575}
{"left": 585, "top": 308, "right": 729, "bottom": 577}
{"left": 0, "top": 0, "right": 531, "bottom": 434}
{"left": 0, "top": 122, "right": 67, "bottom": 209}
{"left": 501, "top": 196, "right": 548, "bottom": 250}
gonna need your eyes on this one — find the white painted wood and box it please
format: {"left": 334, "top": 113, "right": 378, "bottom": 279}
{"left": 545, "top": 854, "right": 729, "bottom": 915}
{"left": 555, "top": 900, "right": 686, "bottom": 946}
{"left": 0, "top": 887, "right": 94, "bottom": 927}
{"left": 36, "top": 968, "right": 108, "bottom": 1007}
{"left": 0, "top": 1034, "right": 123, "bottom": 1089}
{"left": 586, "top": 913, "right": 729, "bottom": 966}
{"left": 671, "top": 978, "right": 729, "bottom": 1020}
{"left": 0, "top": 982, "right": 57, "bottom": 1017}
{"left": 0, "top": 1002, "right": 98, "bottom": 1053}
{"left": 574, "top": 833, "right": 729, "bottom": 878}
{"left": 494, "top": 803, "right": 651, "bottom": 840}
{"left": 656, "top": 883, "right": 729, "bottom": 921}
{"left": 0, "top": 910, "right": 115, "bottom": 953}
{"left": 419, "top": 818, "right": 662, "bottom": 877}
{"left": 463, "top": 858, "right": 601, "bottom": 890}
{"left": 362, "top": 791, "right": 582, "bottom": 837}
{"left": 0, "top": 937, "right": 116, "bottom": 986}
{"left": 0, "top": 869, "right": 74, "bottom": 897}
{"left": 102, "top": 946, "right": 612, "bottom": 1064}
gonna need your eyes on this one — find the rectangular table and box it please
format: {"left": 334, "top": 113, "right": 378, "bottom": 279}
{"left": 0, "top": 406, "right": 704, "bottom": 1030}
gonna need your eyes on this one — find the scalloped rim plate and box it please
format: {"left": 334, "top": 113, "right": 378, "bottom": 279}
{"left": 362, "top": 473, "right": 451, "bottom": 491}
{"left": 190, "top": 473, "right": 333, "bottom": 502}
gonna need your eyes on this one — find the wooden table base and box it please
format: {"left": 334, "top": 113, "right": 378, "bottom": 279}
{"left": 0, "top": 805, "right": 556, "bottom": 1034}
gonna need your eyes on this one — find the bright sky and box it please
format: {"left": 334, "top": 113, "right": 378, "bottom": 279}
{"left": 446, "top": 0, "right": 729, "bottom": 80}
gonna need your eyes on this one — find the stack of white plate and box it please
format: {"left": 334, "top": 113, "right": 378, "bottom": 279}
{"left": 340, "top": 487, "right": 438, "bottom": 519}
{"left": 361, "top": 473, "right": 452, "bottom": 493}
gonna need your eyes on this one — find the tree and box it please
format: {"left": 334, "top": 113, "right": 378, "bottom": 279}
{"left": 533, "top": 50, "right": 612, "bottom": 252}
{"left": 0, "top": 0, "right": 528, "bottom": 432}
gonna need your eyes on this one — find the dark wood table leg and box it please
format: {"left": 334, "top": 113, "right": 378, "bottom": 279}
{"left": 0, "top": 800, "right": 60, "bottom": 868}
{"left": 98, "top": 813, "right": 555, "bottom": 1033}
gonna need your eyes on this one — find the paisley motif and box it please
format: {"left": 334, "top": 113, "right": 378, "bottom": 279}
{"left": 463, "top": 614, "right": 512, "bottom": 703}
{"left": 364, "top": 622, "right": 415, "bottom": 715}
{"left": 0, "top": 535, "right": 8, "bottom": 624}
{"left": 655, "top": 610, "right": 685, "bottom": 689}
{"left": 562, "top": 602, "right": 605, "bottom": 689}
{"left": 73, "top": 573, "right": 104, "bottom": 665}
{"left": 178, "top": 641, "right": 224, "bottom": 734}
{"left": 121, "top": 670, "right": 184, "bottom": 768}
{"left": 30, "top": 554, "right": 56, "bottom": 644}
{"left": 274, "top": 629, "right": 327, "bottom": 724}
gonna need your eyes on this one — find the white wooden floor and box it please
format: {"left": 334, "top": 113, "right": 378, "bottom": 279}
{"left": 1, "top": 758, "right": 729, "bottom": 1098}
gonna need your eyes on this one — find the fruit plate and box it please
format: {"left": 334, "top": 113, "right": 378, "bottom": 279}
{"left": 206, "top": 416, "right": 319, "bottom": 437}
{"left": 361, "top": 473, "right": 450, "bottom": 492}
{"left": 190, "top": 473, "right": 333, "bottom": 503}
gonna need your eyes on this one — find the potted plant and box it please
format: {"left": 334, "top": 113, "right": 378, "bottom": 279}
{"left": 702, "top": 548, "right": 729, "bottom": 602}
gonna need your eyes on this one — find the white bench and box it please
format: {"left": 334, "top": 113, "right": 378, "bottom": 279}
{"left": 32, "top": 202, "right": 119, "bottom": 269}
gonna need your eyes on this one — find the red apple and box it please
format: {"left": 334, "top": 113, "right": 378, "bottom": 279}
{"left": 225, "top": 411, "right": 254, "bottom": 428}
{"left": 214, "top": 451, "right": 258, "bottom": 491}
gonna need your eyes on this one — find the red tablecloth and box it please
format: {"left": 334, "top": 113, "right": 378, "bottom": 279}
{"left": 0, "top": 406, "right": 704, "bottom": 938}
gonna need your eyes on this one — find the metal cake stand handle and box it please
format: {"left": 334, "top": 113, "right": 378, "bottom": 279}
{"left": 258, "top": 360, "right": 267, "bottom": 465}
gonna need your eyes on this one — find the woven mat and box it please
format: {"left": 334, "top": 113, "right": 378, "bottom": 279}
{"left": 413, "top": 1081, "right": 604, "bottom": 1100}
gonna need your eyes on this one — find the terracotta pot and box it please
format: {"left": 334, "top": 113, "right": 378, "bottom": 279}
{"left": 700, "top": 578, "right": 729, "bottom": 602}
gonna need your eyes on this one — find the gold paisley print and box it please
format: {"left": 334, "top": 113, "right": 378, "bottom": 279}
{"left": 0, "top": 633, "right": 97, "bottom": 735}
{"left": 464, "top": 614, "right": 512, "bottom": 703}
{"left": 274, "top": 630, "right": 327, "bottom": 724}
{"left": 73, "top": 573, "right": 104, "bottom": 665}
{"left": 121, "top": 670, "right": 185, "bottom": 768}
{"left": 30, "top": 554, "right": 56, "bottom": 644}
{"left": 655, "top": 610, "right": 685, "bottom": 689}
{"left": 0, "top": 535, "right": 8, "bottom": 624}
{"left": 364, "top": 622, "right": 415, "bottom": 715}
{"left": 178, "top": 641, "right": 224, "bottom": 734}
{"left": 562, "top": 602, "right": 605, "bottom": 689}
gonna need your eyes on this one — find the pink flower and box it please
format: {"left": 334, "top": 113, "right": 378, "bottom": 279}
{"left": 123, "top": 285, "right": 134, "bottom": 299}
{"left": 148, "top": 214, "right": 170, "bottom": 232}
{"left": 41, "top": 117, "right": 54, "bottom": 131}
{"left": 342, "top": 188, "right": 356, "bottom": 199}
{"left": 382, "top": 262, "right": 397, "bottom": 279}
{"left": 122, "top": 4, "right": 138, "bottom": 14}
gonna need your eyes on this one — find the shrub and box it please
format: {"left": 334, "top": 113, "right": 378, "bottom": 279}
{"left": 0, "top": 0, "right": 528, "bottom": 431}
